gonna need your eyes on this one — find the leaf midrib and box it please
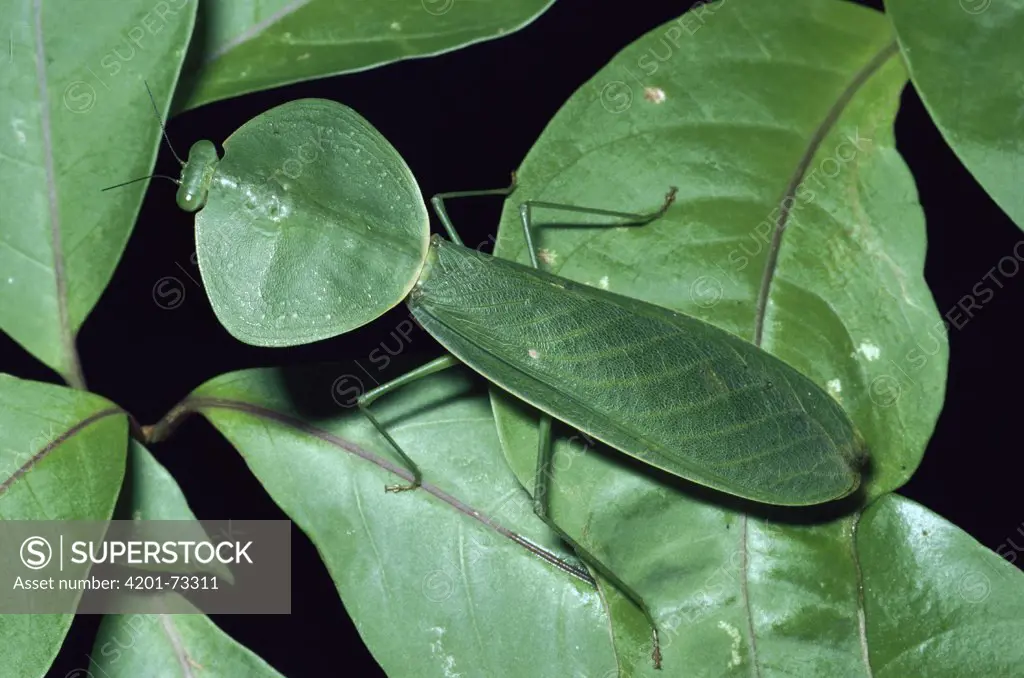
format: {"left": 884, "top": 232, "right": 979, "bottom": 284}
{"left": 177, "top": 396, "right": 595, "bottom": 585}
{"left": 0, "top": 406, "right": 124, "bottom": 496}
{"left": 204, "top": 0, "right": 311, "bottom": 64}
{"left": 752, "top": 39, "right": 900, "bottom": 347}
{"left": 158, "top": 615, "right": 197, "bottom": 678}
{"left": 742, "top": 38, "right": 899, "bottom": 678}
{"left": 32, "top": 0, "right": 83, "bottom": 387}
{"left": 852, "top": 511, "right": 875, "bottom": 678}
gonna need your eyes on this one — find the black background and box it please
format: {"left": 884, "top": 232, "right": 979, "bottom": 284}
{"left": 6, "top": 0, "right": 1018, "bottom": 675}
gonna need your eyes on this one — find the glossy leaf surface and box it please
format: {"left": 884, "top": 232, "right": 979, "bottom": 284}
{"left": 489, "top": 0, "right": 948, "bottom": 673}
{"left": 176, "top": 0, "right": 557, "bottom": 111}
{"left": 887, "top": 0, "right": 1024, "bottom": 230}
{"left": 88, "top": 442, "right": 282, "bottom": 678}
{"left": 0, "top": 0, "right": 195, "bottom": 383}
{"left": 858, "top": 495, "right": 1024, "bottom": 676}
{"left": 0, "top": 375, "right": 127, "bottom": 678}
{"left": 157, "top": 368, "right": 1024, "bottom": 676}
{"left": 183, "top": 365, "right": 613, "bottom": 678}
{"left": 588, "top": 491, "right": 1024, "bottom": 676}
{"left": 493, "top": 0, "right": 944, "bottom": 508}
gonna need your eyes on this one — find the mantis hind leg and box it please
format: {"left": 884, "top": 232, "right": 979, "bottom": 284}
{"left": 431, "top": 179, "right": 674, "bottom": 667}
{"left": 523, "top": 187, "right": 676, "bottom": 565}
{"left": 524, "top": 185, "right": 678, "bottom": 513}
{"left": 520, "top": 190, "right": 676, "bottom": 668}
{"left": 533, "top": 416, "right": 664, "bottom": 669}
{"left": 357, "top": 354, "right": 461, "bottom": 492}
{"left": 518, "top": 187, "right": 678, "bottom": 269}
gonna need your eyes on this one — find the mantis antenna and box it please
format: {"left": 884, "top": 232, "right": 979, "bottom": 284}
{"left": 144, "top": 80, "right": 185, "bottom": 166}
{"left": 100, "top": 81, "right": 186, "bottom": 192}
{"left": 101, "top": 174, "right": 180, "bottom": 192}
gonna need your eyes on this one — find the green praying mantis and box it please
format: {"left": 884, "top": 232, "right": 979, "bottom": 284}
{"left": 156, "top": 97, "right": 868, "bottom": 513}
{"left": 108, "top": 94, "right": 871, "bottom": 667}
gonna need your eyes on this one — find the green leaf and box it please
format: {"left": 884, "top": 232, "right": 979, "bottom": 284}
{"left": 176, "top": 0, "right": 556, "bottom": 112}
{"left": 0, "top": 374, "right": 127, "bottom": 678}
{"left": 0, "top": 0, "right": 196, "bottom": 384}
{"left": 886, "top": 0, "right": 1024, "bottom": 231}
{"left": 493, "top": 0, "right": 945, "bottom": 503}
{"left": 152, "top": 370, "right": 1024, "bottom": 676}
{"left": 581, "top": 491, "right": 1024, "bottom": 677}
{"left": 91, "top": 613, "right": 285, "bottom": 678}
{"left": 120, "top": 440, "right": 199, "bottom": 521}
{"left": 168, "top": 365, "right": 616, "bottom": 678}
{"left": 487, "top": 0, "right": 952, "bottom": 673}
{"left": 496, "top": 394, "right": 875, "bottom": 675}
{"left": 115, "top": 440, "right": 232, "bottom": 579}
{"left": 88, "top": 441, "right": 282, "bottom": 678}
{"left": 192, "top": 99, "right": 429, "bottom": 347}
{"left": 859, "top": 495, "right": 1024, "bottom": 676}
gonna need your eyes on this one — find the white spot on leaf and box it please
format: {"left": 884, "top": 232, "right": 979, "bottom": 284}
{"left": 528, "top": 349, "right": 540, "bottom": 359}
{"left": 598, "top": 275, "right": 610, "bottom": 290}
{"left": 826, "top": 379, "right": 841, "bottom": 396}
{"left": 11, "top": 118, "right": 27, "bottom": 144}
{"left": 644, "top": 86, "right": 666, "bottom": 104}
{"left": 717, "top": 621, "right": 742, "bottom": 668}
{"left": 856, "top": 342, "right": 881, "bottom": 361}
{"left": 429, "top": 627, "right": 462, "bottom": 678}
{"left": 537, "top": 248, "right": 557, "bottom": 266}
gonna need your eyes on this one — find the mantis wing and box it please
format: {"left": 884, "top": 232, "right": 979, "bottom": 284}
{"left": 409, "top": 238, "right": 866, "bottom": 506}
